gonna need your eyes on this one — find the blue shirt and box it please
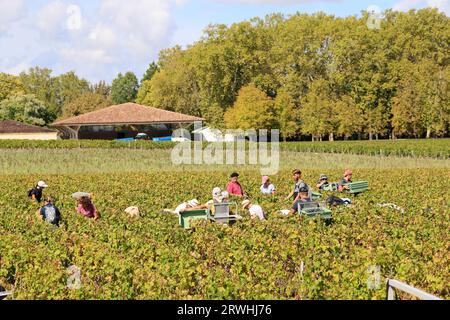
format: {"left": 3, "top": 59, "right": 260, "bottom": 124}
{"left": 40, "top": 204, "right": 61, "bottom": 226}
{"left": 261, "top": 184, "right": 275, "bottom": 195}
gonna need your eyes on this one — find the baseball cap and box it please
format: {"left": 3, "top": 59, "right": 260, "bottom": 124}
{"left": 242, "top": 199, "right": 251, "bottom": 210}
{"left": 299, "top": 186, "right": 309, "bottom": 193}
{"left": 344, "top": 170, "right": 353, "bottom": 177}
{"left": 37, "top": 181, "right": 48, "bottom": 188}
{"left": 230, "top": 172, "right": 240, "bottom": 178}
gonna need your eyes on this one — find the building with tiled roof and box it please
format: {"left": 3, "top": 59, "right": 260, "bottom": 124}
{"left": 51, "top": 103, "right": 204, "bottom": 140}
{"left": 0, "top": 120, "right": 59, "bottom": 140}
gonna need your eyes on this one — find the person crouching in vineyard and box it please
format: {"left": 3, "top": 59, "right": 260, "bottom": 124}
{"left": 36, "top": 197, "right": 61, "bottom": 227}
{"left": 338, "top": 170, "right": 353, "bottom": 192}
{"left": 28, "top": 180, "right": 49, "bottom": 203}
{"left": 289, "top": 187, "right": 312, "bottom": 216}
{"left": 76, "top": 196, "right": 100, "bottom": 221}
{"left": 242, "top": 199, "right": 265, "bottom": 221}
{"left": 174, "top": 199, "right": 205, "bottom": 214}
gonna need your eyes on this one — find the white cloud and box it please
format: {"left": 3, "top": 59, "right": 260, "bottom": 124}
{"left": 0, "top": 0, "right": 25, "bottom": 31}
{"left": 394, "top": 0, "right": 449, "bottom": 14}
{"left": 210, "top": 0, "right": 338, "bottom": 4}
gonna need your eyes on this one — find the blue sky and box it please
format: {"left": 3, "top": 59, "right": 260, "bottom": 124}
{"left": 0, "top": 0, "right": 447, "bottom": 83}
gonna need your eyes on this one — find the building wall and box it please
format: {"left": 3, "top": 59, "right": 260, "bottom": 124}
{"left": 0, "top": 132, "right": 59, "bottom": 140}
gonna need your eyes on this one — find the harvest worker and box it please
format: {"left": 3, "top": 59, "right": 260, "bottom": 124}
{"left": 174, "top": 199, "right": 204, "bottom": 214}
{"left": 338, "top": 169, "right": 353, "bottom": 192}
{"left": 28, "top": 181, "right": 49, "bottom": 203}
{"left": 285, "top": 169, "right": 310, "bottom": 204}
{"left": 36, "top": 197, "right": 61, "bottom": 227}
{"left": 242, "top": 199, "right": 265, "bottom": 221}
{"left": 260, "top": 176, "right": 276, "bottom": 195}
{"left": 316, "top": 174, "right": 329, "bottom": 191}
{"left": 76, "top": 196, "right": 100, "bottom": 220}
{"left": 226, "top": 172, "right": 245, "bottom": 197}
{"left": 289, "top": 186, "right": 312, "bottom": 216}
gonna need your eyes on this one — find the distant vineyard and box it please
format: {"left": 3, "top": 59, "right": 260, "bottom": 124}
{"left": 0, "top": 139, "right": 448, "bottom": 158}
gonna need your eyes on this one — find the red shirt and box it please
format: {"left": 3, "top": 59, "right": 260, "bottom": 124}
{"left": 227, "top": 181, "right": 244, "bottom": 196}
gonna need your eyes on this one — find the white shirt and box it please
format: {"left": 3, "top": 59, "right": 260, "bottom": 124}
{"left": 174, "top": 203, "right": 188, "bottom": 214}
{"left": 261, "top": 184, "right": 276, "bottom": 195}
{"left": 249, "top": 204, "right": 265, "bottom": 220}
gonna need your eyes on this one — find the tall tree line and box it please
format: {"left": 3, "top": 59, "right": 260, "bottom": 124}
{"left": 136, "top": 8, "right": 449, "bottom": 140}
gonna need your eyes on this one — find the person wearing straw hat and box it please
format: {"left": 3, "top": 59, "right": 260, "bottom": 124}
{"left": 174, "top": 199, "right": 202, "bottom": 214}
{"left": 338, "top": 169, "right": 353, "bottom": 192}
{"left": 242, "top": 199, "right": 265, "bottom": 221}
{"left": 28, "top": 180, "right": 49, "bottom": 203}
{"left": 260, "top": 176, "right": 276, "bottom": 195}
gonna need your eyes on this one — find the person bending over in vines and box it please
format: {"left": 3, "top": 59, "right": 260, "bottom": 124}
{"left": 76, "top": 196, "right": 100, "bottom": 221}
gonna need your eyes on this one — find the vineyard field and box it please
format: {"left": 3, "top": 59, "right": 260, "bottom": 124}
{"left": 0, "top": 146, "right": 449, "bottom": 300}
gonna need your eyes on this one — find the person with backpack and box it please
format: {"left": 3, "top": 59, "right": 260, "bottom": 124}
{"left": 28, "top": 181, "right": 48, "bottom": 203}
{"left": 36, "top": 197, "right": 61, "bottom": 227}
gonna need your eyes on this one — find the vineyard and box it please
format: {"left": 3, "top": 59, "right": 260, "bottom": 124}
{"left": 0, "top": 142, "right": 449, "bottom": 300}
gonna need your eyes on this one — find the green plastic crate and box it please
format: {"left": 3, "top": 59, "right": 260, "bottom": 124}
{"left": 345, "top": 181, "right": 369, "bottom": 194}
{"left": 322, "top": 182, "right": 339, "bottom": 192}
{"left": 179, "top": 210, "right": 208, "bottom": 229}
{"left": 311, "top": 192, "right": 322, "bottom": 201}
{"left": 298, "top": 202, "right": 332, "bottom": 220}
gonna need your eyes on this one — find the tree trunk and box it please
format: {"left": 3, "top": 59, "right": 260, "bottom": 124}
{"left": 329, "top": 132, "right": 334, "bottom": 141}
{"left": 375, "top": 134, "right": 379, "bottom": 140}
{"left": 426, "top": 128, "right": 431, "bottom": 139}
{"left": 369, "top": 132, "right": 373, "bottom": 141}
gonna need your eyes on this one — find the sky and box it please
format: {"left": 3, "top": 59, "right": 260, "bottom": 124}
{"left": 0, "top": 0, "right": 448, "bottom": 83}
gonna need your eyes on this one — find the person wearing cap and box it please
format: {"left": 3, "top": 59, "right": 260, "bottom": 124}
{"left": 242, "top": 200, "right": 265, "bottom": 221}
{"left": 36, "top": 196, "right": 61, "bottom": 227}
{"left": 316, "top": 174, "right": 330, "bottom": 191}
{"left": 285, "top": 169, "right": 310, "bottom": 204}
{"left": 260, "top": 176, "right": 276, "bottom": 195}
{"left": 338, "top": 170, "right": 353, "bottom": 192}
{"left": 227, "top": 172, "right": 245, "bottom": 197}
{"left": 28, "top": 181, "right": 48, "bottom": 203}
{"left": 174, "top": 199, "right": 203, "bottom": 214}
{"left": 289, "top": 186, "right": 312, "bottom": 215}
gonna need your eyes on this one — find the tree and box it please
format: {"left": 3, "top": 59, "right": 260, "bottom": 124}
{"left": 111, "top": 72, "right": 139, "bottom": 104}
{"left": 91, "top": 80, "right": 111, "bottom": 98}
{"left": 274, "top": 90, "right": 300, "bottom": 141}
{"left": 224, "top": 84, "right": 277, "bottom": 130}
{"left": 61, "top": 93, "right": 113, "bottom": 118}
{"left": 19, "top": 67, "right": 54, "bottom": 112}
{"left": 52, "top": 71, "right": 90, "bottom": 116}
{"left": 0, "top": 73, "right": 25, "bottom": 102}
{"left": 141, "top": 62, "right": 159, "bottom": 83}
{"left": 0, "top": 94, "right": 53, "bottom": 126}
{"left": 136, "top": 80, "right": 153, "bottom": 106}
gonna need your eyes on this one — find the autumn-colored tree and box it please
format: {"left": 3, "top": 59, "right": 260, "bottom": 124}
{"left": 0, "top": 73, "right": 25, "bottom": 102}
{"left": 61, "top": 93, "right": 113, "bottom": 118}
{"left": 224, "top": 84, "right": 277, "bottom": 130}
{"left": 274, "top": 90, "right": 300, "bottom": 141}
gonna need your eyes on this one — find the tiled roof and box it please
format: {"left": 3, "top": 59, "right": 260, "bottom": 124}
{"left": 52, "top": 103, "right": 204, "bottom": 126}
{"left": 0, "top": 120, "right": 57, "bottom": 134}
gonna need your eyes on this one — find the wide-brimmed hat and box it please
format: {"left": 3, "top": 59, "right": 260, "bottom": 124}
{"left": 212, "top": 187, "right": 222, "bottom": 197}
{"left": 188, "top": 199, "right": 199, "bottom": 207}
{"left": 242, "top": 199, "right": 251, "bottom": 210}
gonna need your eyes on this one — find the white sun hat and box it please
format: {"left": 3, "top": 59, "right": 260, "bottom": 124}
{"left": 188, "top": 199, "right": 200, "bottom": 207}
{"left": 212, "top": 187, "right": 222, "bottom": 197}
{"left": 242, "top": 199, "right": 251, "bottom": 210}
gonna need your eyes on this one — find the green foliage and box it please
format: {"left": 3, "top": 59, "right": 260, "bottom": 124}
{"left": 0, "top": 94, "right": 54, "bottom": 126}
{"left": 0, "top": 73, "right": 25, "bottom": 102}
{"left": 141, "top": 62, "right": 159, "bottom": 83}
{"left": 111, "top": 72, "right": 139, "bottom": 104}
{"left": 0, "top": 164, "right": 448, "bottom": 299}
{"left": 61, "top": 93, "right": 113, "bottom": 118}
